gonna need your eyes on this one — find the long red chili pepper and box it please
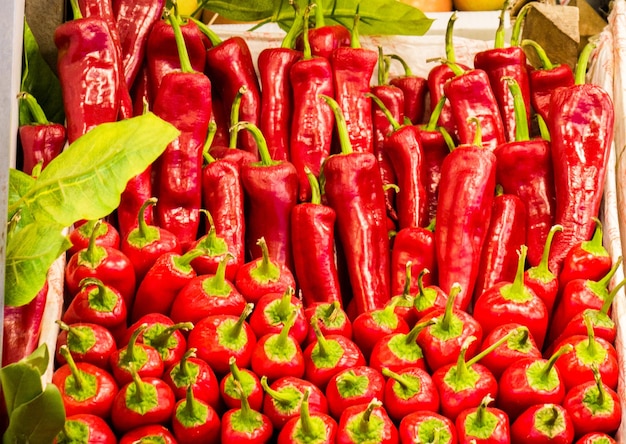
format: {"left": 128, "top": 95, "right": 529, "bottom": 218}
{"left": 494, "top": 76, "right": 556, "bottom": 267}
{"left": 17, "top": 92, "right": 66, "bottom": 175}
{"left": 369, "top": 92, "right": 427, "bottom": 229}
{"left": 320, "top": 94, "right": 391, "bottom": 316}
{"left": 473, "top": 3, "right": 531, "bottom": 143}
{"left": 547, "top": 42, "right": 614, "bottom": 274}
{"left": 54, "top": 0, "right": 123, "bottom": 144}
{"left": 330, "top": 10, "right": 378, "bottom": 154}
{"left": 289, "top": 6, "right": 336, "bottom": 203}
{"left": 152, "top": 11, "right": 212, "bottom": 250}
{"left": 388, "top": 53, "right": 428, "bottom": 125}
{"left": 291, "top": 168, "right": 342, "bottom": 308}
{"left": 296, "top": 0, "right": 351, "bottom": 59}
{"left": 435, "top": 118, "right": 497, "bottom": 311}
{"left": 257, "top": 9, "right": 302, "bottom": 161}
{"left": 192, "top": 17, "right": 262, "bottom": 159}
{"left": 237, "top": 122, "right": 299, "bottom": 271}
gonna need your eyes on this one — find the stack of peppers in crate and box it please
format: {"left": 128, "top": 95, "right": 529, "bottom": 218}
{"left": 8, "top": 0, "right": 622, "bottom": 442}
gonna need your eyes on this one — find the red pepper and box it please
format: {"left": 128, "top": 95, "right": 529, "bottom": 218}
{"left": 258, "top": 10, "right": 302, "bottom": 161}
{"left": 289, "top": 9, "right": 336, "bottom": 202}
{"left": 249, "top": 288, "right": 308, "bottom": 345}
{"left": 56, "top": 413, "right": 117, "bottom": 444}
{"left": 117, "top": 166, "right": 153, "bottom": 243}
{"left": 326, "top": 366, "right": 385, "bottom": 420}
{"left": 152, "top": 13, "right": 212, "bottom": 250}
{"left": 368, "top": 319, "right": 433, "bottom": 374}
{"left": 65, "top": 220, "right": 136, "bottom": 308}
{"left": 109, "top": 324, "right": 165, "bottom": 386}
{"left": 388, "top": 54, "right": 428, "bottom": 125}
{"left": 321, "top": 94, "right": 391, "bottom": 315}
{"left": 477, "top": 324, "right": 541, "bottom": 380}
{"left": 220, "top": 380, "right": 274, "bottom": 444}
{"left": 17, "top": 92, "right": 66, "bottom": 175}
{"left": 110, "top": 371, "right": 176, "bottom": 434}
{"left": 510, "top": 403, "right": 575, "bottom": 444}
{"left": 473, "top": 6, "right": 531, "bottom": 143}
{"left": 291, "top": 169, "right": 342, "bottom": 308}
{"left": 413, "top": 269, "right": 448, "bottom": 320}
{"left": 303, "top": 301, "right": 353, "bottom": 344}
{"left": 193, "top": 18, "right": 262, "bottom": 158}
{"left": 547, "top": 43, "right": 615, "bottom": 274}
{"left": 54, "top": 0, "right": 123, "bottom": 144}
{"left": 114, "top": 0, "right": 166, "bottom": 89}
{"left": 522, "top": 39, "right": 575, "bottom": 124}
{"left": 473, "top": 186, "right": 527, "bottom": 300}
{"left": 381, "top": 366, "right": 439, "bottom": 423}
{"left": 120, "top": 197, "right": 182, "bottom": 281}
{"left": 435, "top": 119, "right": 497, "bottom": 310}
{"left": 220, "top": 356, "right": 264, "bottom": 411}
{"left": 575, "top": 433, "right": 618, "bottom": 444}
{"left": 330, "top": 12, "right": 378, "bottom": 154}
{"left": 171, "top": 386, "right": 221, "bottom": 443}
{"left": 55, "top": 321, "right": 117, "bottom": 371}
{"left": 399, "top": 411, "right": 457, "bottom": 444}
{"left": 388, "top": 263, "right": 419, "bottom": 327}
{"left": 131, "top": 248, "right": 204, "bottom": 322}
{"left": 455, "top": 394, "right": 511, "bottom": 444}
{"left": 68, "top": 219, "right": 120, "bottom": 258}
{"left": 370, "top": 92, "right": 428, "bottom": 229}
{"left": 53, "top": 345, "right": 119, "bottom": 419}
{"left": 295, "top": 0, "right": 350, "bottom": 59}
{"left": 494, "top": 76, "right": 557, "bottom": 268}
{"left": 238, "top": 122, "right": 299, "bottom": 271}
{"left": 426, "top": 12, "right": 468, "bottom": 142}
{"left": 1, "top": 280, "right": 47, "bottom": 366}
{"left": 277, "top": 389, "right": 338, "bottom": 444}
{"left": 118, "top": 425, "right": 177, "bottom": 444}
{"left": 335, "top": 399, "right": 398, "bottom": 444}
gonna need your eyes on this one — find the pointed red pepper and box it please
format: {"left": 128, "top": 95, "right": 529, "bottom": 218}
{"left": 295, "top": 0, "right": 350, "bottom": 59}
{"left": 388, "top": 53, "right": 428, "bottom": 125}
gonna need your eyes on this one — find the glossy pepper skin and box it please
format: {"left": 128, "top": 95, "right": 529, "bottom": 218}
{"left": 388, "top": 54, "right": 428, "bottom": 125}
{"left": 289, "top": 9, "right": 336, "bottom": 203}
{"left": 54, "top": 2, "right": 122, "bottom": 144}
{"left": 291, "top": 170, "right": 342, "bottom": 308}
{"left": 435, "top": 130, "right": 497, "bottom": 311}
{"left": 547, "top": 43, "right": 615, "bottom": 274}
{"left": 390, "top": 221, "right": 436, "bottom": 296}
{"left": 152, "top": 13, "right": 212, "bottom": 250}
{"left": 295, "top": 0, "right": 350, "bottom": 59}
{"left": 321, "top": 95, "right": 391, "bottom": 315}
{"left": 17, "top": 92, "right": 66, "bottom": 175}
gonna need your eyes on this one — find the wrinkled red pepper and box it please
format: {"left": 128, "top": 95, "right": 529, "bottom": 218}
{"left": 388, "top": 53, "right": 428, "bottom": 125}
{"left": 295, "top": 0, "right": 351, "bottom": 59}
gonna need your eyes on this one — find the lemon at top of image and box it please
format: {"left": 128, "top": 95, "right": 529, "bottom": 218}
{"left": 397, "top": 0, "right": 506, "bottom": 11}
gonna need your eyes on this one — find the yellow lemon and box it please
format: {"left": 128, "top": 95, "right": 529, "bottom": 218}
{"left": 453, "top": 0, "right": 506, "bottom": 11}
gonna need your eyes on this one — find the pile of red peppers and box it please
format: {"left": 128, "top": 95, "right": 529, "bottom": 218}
{"left": 11, "top": 0, "right": 623, "bottom": 442}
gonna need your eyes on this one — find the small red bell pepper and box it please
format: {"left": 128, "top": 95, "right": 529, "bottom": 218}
{"left": 321, "top": 94, "right": 391, "bottom": 315}
{"left": 295, "top": 0, "right": 350, "bottom": 59}
{"left": 510, "top": 403, "right": 575, "bottom": 444}
{"left": 473, "top": 4, "right": 531, "bottom": 143}
{"left": 547, "top": 42, "right": 615, "bottom": 274}
{"left": 291, "top": 170, "right": 342, "bottom": 307}
{"left": 326, "top": 366, "right": 385, "bottom": 420}
{"left": 390, "top": 223, "right": 436, "bottom": 297}
{"left": 151, "top": 13, "right": 212, "bottom": 250}
{"left": 55, "top": 413, "right": 117, "bottom": 444}
{"left": 477, "top": 324, "right": 541, "bottom": 380}
{"left": 277, "top": 388, "right": 338, "bottom": 444}
{"left": 109, "top": 324, "right": 165, "bottom": 386}
{"left": 388, "top": 53, "right": 428, "bottom": 125}
{"left": 171, "top": 386, "right": 221, "bottom": 443}
{"left": 67, "top": 219, "right": 120, "bottom": 258}
{"left": 131, "top": 247, "right": 204, "bottom": 322}
{"left": 381, "top": 366, "right": 439, "bottom": 423}
{"left": 237, "top": 121, "right": 299, "bottom": 271}
{"left": 120, "top": 197, "right": 182, "bottom": 281}
{"left": 55, "top": 321, "right": 117, "bottom": 371}
{"left": 221, "top": 380, "right": 274, "bottom": 444}
{"left": 473, "top": 186, "right": 527, "bottom": 301}
{"left": 335, "top": 399, "right": 398, "bottom": 444}
{"left": 522, "top": 38, "right": 575, "bottom": 124}
{"left": 17, "top": 92, "right": 66, "bottom": 175}
{"left": 258, "top": 9, "right": 302, "bottom": 161}
{"left": 220, "top": 356, "right": 264, "bottom": 411}
{"left": 398, "top": 411, "right": 457, "bottom": 444}
{"left": 330, "top": 11, "right": 378, "bottom": 154}
{"left": 186, "top": 303, "right": 256, "bottom": 376}
{"left": 575, "top": 433, "right": 618, "bottom": 443}
{"left": 473, "top": 245, "right": 550, "bottom": 350}
{"left": 289, "top": 8, "right": 336, "bottom": 202}
{"left": 455, "top": 394, "right": 511, "bottom": 444}
{"left": 248, "top": 288, "right": 308, "bottom": 344}
{"left": 563, "top": 367, "right": 622, "bottom": 438}
{"left": 435, "top": 119, "right": 497, "bottom": 310}
{"left": 413, "top": 269, "right": 448, "bottom": 320}
{"left": 352, "top": 299, "right": 410, "bottom": 361}
{"left": 110, "top": 370, "right": 176, "bottom": 434}
{"left": 118, "top": 425, "right": 177, "bottom": 444}
{"left": 303, "top": 301, "right": 353, "bottom": 344}
{"left": 53, "top": 345, "right": 119, "bottom": 419}
{"left": 54, "top": 0, "right": 123, "bottom": 144}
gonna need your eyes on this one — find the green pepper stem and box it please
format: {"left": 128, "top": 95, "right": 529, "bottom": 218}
{"left": 69, "top": 0, "right": 82, "bottom": 19}
{"left": 424, "top": 95, "right": 447, "bottom": 132}
{"left": 305, "top": 167, "right": 322, "bottom": 205}
{"left": 377, "top": 46, "right": 387, "bottom": 86}
{"left": 534, "top": 224, "right": 562, "bottom": 277}
{"left": 123, "top": 324, "right": 148, "bottom": 366}
{"left": 302, "top": 4, "right": 314, "bottom": 60}
{"left": 177, "top": 348, "right": 196, "bottom": 378}
{"left": 299, "top": 389, "right": 314, "bottom": 436}
{"left": 138, "top": 198, "right": 158, "bottom": 239}
{"left": 468, "top": 116, "right": 483, "bottom": 147}
{"left": 59, "top": 346, "right": 85, "bottom": 391}
{"left": 416, "top": 268, "right": 431, "bottom": 301}
{"left": 440, "top": 283, "right": 461, "bottom": 331}
{"left": 494, "top": 0, "right": 509, "bottom": 49}
{"left": 359, "top": 399, "right": 382, "bottom": 434}
{"left": 508, "top": 245, "right": 528, "bottom": 296}
{"left": 537, "top": 114, "right": 551, "bottom": 141}
{"left": 79, "top": 277, "right": 110, "bottom": 307}
{"left": 388, "top": 53, "right": 413, "bottom": 76}
{"left": 173, "top": 248, "right": 205, "bottom": 270}
{"left": 503, "top": 76, "right": 530, "bottom": 142}
{"left": 230, "top": 303, "right": 254, "bottom": 341}
{"left": 575, "top": 41, "right": 596, "bottom": 85}
{"left": 151, "top": 322, "right": 193, "bottom": 349}
{"left": 402, "top": 261, "right": 413, "bottom": 298}
{"left": 445, "top": 12, "right": 458, "bottom": 63}
{"left": 229, "top": 86, "right": 247, "bottom": 148}
{"left": 367, "top": 93, "right": 401, "bottom": 131}
{"left": 282, "top": 4, "right": 303, "bottom": 49}
{"left": 233, "top": 121, "right": 276, "bottom": 166}
{"left": 439, "top": 127, "right": 456, "bottom": 152}
{"left": 350, "top": 6, "right": 362, "bottom": 49}
{"left": 597, "top": 256, "right": 623, "bottom": 289}
{"left": 314, "top": 0, "right": 325, "bottom": 28}
{"left": 130, "top": 366, "right": 147, "bottom": 401}
{"left": 466, "top": 327, "right": 525, "bottom": 367}
{"left": 541, "top": 344, "right": 573, "bottom": 379}
{"left": 510, "top": 2, "right": 529, "bottom": 47}
{"left": 601, "top": 276, "right": 626, "bottom": 314}
{"left": 310, "top": 316, "right": 330, "bottom": 357}
{"left": 189, "top": 17, "right": 222, "bottom": 46}
{"left": 84, "top": 219, "right": 103, "bottom": 264}
{"left": 405, "top": 319, "right": 435, "bottom": 345}
{"left": 202, "top": 121, "right": 218, "bottom": 164}
{"left": 320, "top": 94, "right": 353, "bottom": 154}
{"left": 18, "top": 92, "right": 49, "bottom": 124}
{"left": 450, "top": 336, "right": 476, "bottom": 384}
{"left": 582, "top": 311, "right": 601, "bottom": 356}
{"left": 522, "top": 39, "right": 555, "bottom": 70}
{"left": 275, "top": 310, "right": 297, "bottom": 349}
{"left": 168, "top": 10, "right": 194, "bottom": 74}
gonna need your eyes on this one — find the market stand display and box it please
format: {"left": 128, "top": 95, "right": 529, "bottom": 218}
{"left": 3, "top": 0, "right": 626, "bottom": 442}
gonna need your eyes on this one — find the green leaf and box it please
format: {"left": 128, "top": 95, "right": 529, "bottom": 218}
{"left": 9, "top": 112, "right": 179, "bottom": 228}
{"left": 18, "top": 344, "right": 50, "bottom": 376}
{"left": 198, "top": 0, "right": 275, "bottom": 22}
{"left": 7, "top": 170, "right": 35, "bottom": 228}
{"left": 5, "top": 221, "right": 70, "bottom": 307}
{"left": 20, "top": 20, "right": 64, "bottom": 125}
{"left": 273, "top": 0, "right": 433, "bottom": 36}
{"left": 3, "top": 384, "right": 66, "bottom": 444}
{"left": 0, "top": 361, "right": 43, "bottom": 416}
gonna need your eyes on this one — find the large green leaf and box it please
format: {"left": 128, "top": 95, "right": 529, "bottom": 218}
{"left": 2, "top": 384, "right": 65, "bottom": 444}
{"left": 8, "top": 112, "right": 179, "bottom": 228}
{"left": 20, "top": 20, "right": 64, "bottom": 126}
{"left": 198, "top": 0, "right": 275, "bottom": 21}
{"left": 5, "top": 221, "right": 69, "bottom": 307}
{"left": 0, "top": 344, "right": 49, "bottom": 415}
